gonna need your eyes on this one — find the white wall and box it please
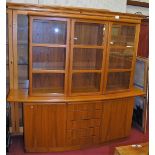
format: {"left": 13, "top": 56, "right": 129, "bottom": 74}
{"left": 126, "top": 5, "right": 149, "bottom": 16}
{"left": 6, "top": 0, "right": 127, "bottom": 13}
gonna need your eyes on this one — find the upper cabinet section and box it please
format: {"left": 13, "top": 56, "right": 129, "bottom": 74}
{"left": 32, "top": 18, "right": 67, "bottom": 44}
{"left": 7, "top": 3, "right": 142, "bottom": 96}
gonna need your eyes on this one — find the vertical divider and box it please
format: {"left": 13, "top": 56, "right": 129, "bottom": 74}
{"left": 103, "top": 22, "right": 112, "bottom": 93}
{"left": 65, "top": 19, "right": 70, "bottom": 96}
{"left": 68, "top": 19, "right": 75, "bottom": 96}
{"left": 100, "top": 22, "right": 109, "bottom": 94}
{"left": 12, "top": 10, "right": 18, "bottom": 89}
{"left": 8, "top": 9, "right": 14, "bottom": 89}
{"left": 29, "top": 16, "right": 33, "bottom": 96}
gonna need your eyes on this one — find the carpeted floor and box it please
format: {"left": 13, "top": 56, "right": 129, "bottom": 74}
{"left": 7, "top": 127, "right": 149, "bottom": 155}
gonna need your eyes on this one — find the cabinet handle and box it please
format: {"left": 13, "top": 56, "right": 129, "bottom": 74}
{"left": 74, "top": 37, "right": 78, "bottom": 40}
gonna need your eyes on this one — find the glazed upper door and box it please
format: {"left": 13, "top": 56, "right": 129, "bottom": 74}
{"left": 105, "top": 23, "right": 138, "bottom": 92}
{"left": 69, "top": 19, "right": 108, "bottom": 95}
{"left": 29, "top": 16, "right": 70, "bottom": 96}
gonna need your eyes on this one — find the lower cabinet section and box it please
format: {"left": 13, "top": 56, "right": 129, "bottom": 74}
{"left": 23, "top": 97, "right": 134, "bottom": 152}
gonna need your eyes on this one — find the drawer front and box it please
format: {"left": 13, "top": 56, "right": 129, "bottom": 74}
{"left": 66, "top": 101, "right": 103, "bottom": 146}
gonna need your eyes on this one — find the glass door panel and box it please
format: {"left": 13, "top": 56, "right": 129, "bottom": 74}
{"left": 72, "top": 73, "right": 101, "bottom": 93}
{"left": 105, "top": 23, "right": 136, "bottom": 92}
{"left": 30, "top": 17, "right": 68, "bottom": 95}
{"left": 74, "top": 22, "right": 105, "bottom": 45}
{"left": 32, "top": 19, "right": 67, "bottom": 44}
{"left": 109, "top": 48, "right": 133, "bottom": 69}
{"left": 70, "top": 20, "right": 106, "bottom": 95}
{"left": 111, "top": 24, "right": 135, "bottom": 46}
{"left": 32, "top": 47, "right": 66, "bottom": 70}
{"left": 73, "top": 48, "right": 103, "bottom": 70}
{"left": 106, "top": 72, "right": 130, "bottom": 91}
{"left": 32, "top": 73, "right": 64, "bottom": 94}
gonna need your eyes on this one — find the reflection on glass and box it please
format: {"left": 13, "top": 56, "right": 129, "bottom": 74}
{"left": 32, "top": 19, "right": 67, "bottom": 44}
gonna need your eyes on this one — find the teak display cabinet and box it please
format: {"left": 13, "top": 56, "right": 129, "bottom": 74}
{"left": 7, "top": 2, "right": 145, "bottom": 152}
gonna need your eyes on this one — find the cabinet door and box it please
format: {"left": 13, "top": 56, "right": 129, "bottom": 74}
{"left": 70, "top": 20, "right": 108, "bottom": 95}
{"left": 29, "top": 17, "right": 70, "bottom": 96}
{"left": 105, "top": 23, "right": 139, "bottom": 92}
{"left": 100, "top": 97, "right": 134, "bottom": 142}
{"left": 24, "top": 103, "right": 66, "bottom": 152}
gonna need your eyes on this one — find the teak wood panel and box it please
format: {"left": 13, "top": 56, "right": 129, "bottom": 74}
{"left": 100, "top": 97, "right": 134, "bottom": 142}
{"left": 24, "top": 103, "right": 66, "bottom": 152}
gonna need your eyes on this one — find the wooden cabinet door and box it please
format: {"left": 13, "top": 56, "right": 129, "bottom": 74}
{"left": 24, "top": 103, "right": 66, "bottom": 152}
{"left": 100, "top": 97, "right": 134, "bottom": 142}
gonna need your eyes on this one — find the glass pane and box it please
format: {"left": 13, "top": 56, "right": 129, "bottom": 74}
{"left": 73, "top": 48, "right": 103, "bottom": 70}
{"left": 106, "top": 72, "right": 130, "bottom": 91}
{"left": 109, "top": 48, "right": 133, "bottom": 69}
{"left": 17, "top": 15, "right": 29, "bottom": 89}
{"left": 18, "top": 65, "right": 29, "bottom": 89}
{"left": 17, "top": 15, "right": 28, "bottom": 44}
{"left": 72, "top": 73, "right": 101, "bottom": 93}
{"left": 74, "top": 22, "right": 105, "bottom": 45}
{"left": 32, "top": 47, "right": 66, "bottom": 70}
{"left": 32, "top": 73, "right": 64, "bottom": 94}
{"left": 111, "top": 24, "right": 136, "bottom": 46}
{"left": 32, "top": 19, "right": 67, "bottom": 44}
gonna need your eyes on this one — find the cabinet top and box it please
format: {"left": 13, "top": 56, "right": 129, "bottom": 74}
{"left": 7, "top": 88, "right": 145, "bottom": 103}
{"left": 7, "top": 2, "right": 145, "bottom": 24}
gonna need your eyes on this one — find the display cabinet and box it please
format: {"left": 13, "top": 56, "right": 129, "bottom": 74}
{"left": 7, "top": 2, "right": 145, "bottom": 152}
